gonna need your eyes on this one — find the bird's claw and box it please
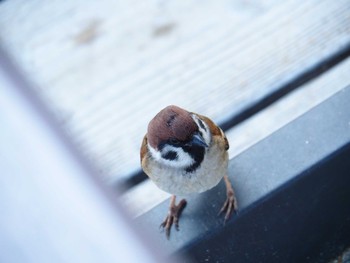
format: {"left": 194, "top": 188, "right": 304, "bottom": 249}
{"left": 218, "top": 189, "right": 238, "bottom": 224}
{"left": 160, "top": 199, "right": 186, "bottom": 239}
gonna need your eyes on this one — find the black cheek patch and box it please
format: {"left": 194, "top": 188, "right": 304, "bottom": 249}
{"left": 162, "top": 151, "right": 178, "bottom": 161}
{"left": 184, "top": 146, "right": 205, "bottom": 173}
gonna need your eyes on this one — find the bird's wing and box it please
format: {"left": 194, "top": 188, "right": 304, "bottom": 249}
{"left": 140, "top": 134, "right": 149, "bottom": 165}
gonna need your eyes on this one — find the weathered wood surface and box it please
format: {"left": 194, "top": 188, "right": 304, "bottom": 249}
{"left": 0, "top": 0, "right": 349, "bottom": 186}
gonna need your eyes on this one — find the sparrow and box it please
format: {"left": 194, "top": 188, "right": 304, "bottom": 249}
{"left": 140, "top": 105, "right": 238, "bottom": 238}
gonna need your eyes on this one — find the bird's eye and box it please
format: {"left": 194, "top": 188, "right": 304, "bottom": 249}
{"left": 169, "top": 138, "right": 180, "bottom": 145}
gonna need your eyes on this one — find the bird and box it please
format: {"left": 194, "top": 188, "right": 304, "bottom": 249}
{"left": 140, "top": 105, "right": 238, "bottom": 238}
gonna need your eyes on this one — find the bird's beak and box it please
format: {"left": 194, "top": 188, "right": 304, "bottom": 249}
{"left": 188, "top": 132, "right": 208, "bottom": 148}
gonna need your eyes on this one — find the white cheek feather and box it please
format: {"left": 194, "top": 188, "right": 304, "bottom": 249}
{"left": 148, "top": 144, "right": 194, "bottom": 168}
{"left": 191, "top": 114, "right": 211, "bottom": 145}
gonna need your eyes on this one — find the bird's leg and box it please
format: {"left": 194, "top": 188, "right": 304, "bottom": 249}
{"left": 160, "top": 195, "right": 187, "bottom": 239}
{"left": 218, "top": 175, "right": 238, "bottom": 224}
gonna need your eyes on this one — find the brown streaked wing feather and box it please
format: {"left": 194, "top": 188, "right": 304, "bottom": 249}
{"left": 140, "top": 134, "right": 149, "bottom": 164}
{"left": 140, "top": 134, "right": 152, "bottom": 179}
{"left": 195, "top": 113, "right": 229, "bottom": 151}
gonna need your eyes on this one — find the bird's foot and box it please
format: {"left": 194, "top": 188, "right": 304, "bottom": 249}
{"left": 160, "top": 198, "right": 187, "bottom": 239}
{"left": 218, "top": 188, "right": 238, "bottom": 224}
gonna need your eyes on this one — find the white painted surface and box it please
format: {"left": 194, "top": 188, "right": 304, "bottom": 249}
{"left": 0, "top": 52, "right": 163, "bottom": 263}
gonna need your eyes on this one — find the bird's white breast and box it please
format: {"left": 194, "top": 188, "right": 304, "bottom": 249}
{"left": 146, "top": 139, "right": 228, "bottom": 195}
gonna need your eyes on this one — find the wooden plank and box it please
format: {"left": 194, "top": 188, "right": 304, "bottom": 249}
{"left": 0, "top": 0, "right": 349, "bottom": 184}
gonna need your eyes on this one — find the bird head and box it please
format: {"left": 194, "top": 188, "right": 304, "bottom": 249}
{"left": 147, "top": 105, "right": 210, "bottom": 170}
